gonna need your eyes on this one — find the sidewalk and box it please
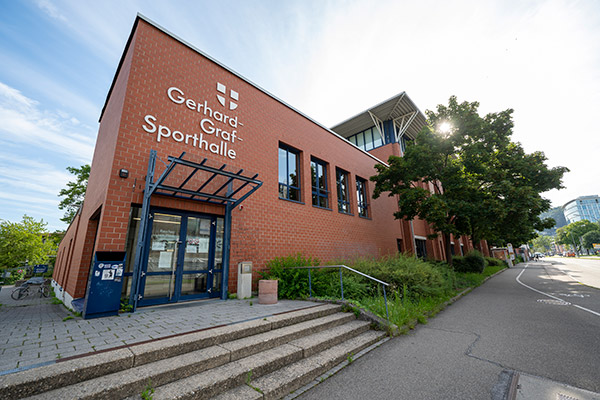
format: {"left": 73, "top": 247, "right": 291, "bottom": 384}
{"left": 0, "top": 285, "right": 321, "bottom": 374}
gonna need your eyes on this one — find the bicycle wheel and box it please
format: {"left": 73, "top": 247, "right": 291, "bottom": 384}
{"left": 41, "top": 285, "right": 50, "bottom": 297}
{"left": 11, "top": 287, "right": 27, "bottom": 300}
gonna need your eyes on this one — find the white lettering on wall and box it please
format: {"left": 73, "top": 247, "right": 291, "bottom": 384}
{"left": 149, "top": 86, "right": 244, "bottom": 160}
{"left": 143, "top": 114, "right": 237, "bottom": 160}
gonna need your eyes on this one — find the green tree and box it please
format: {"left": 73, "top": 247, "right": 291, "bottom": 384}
{"left": 58, "top": 164, "right": 90, "bottom": 224}
{"left": 0, "top": 215, "right": 55, "bottom": 268}
{"left": 556, "top": 220, "right": 599, "bottom": 252}
{"left": 529, "top": 234, "right": 553, "bottom": 253}
{"left": 371, "top": 96, "right": 568, "bottom": 263}
{"left": 581, "top": 230, "right": 600, "bottom": 250}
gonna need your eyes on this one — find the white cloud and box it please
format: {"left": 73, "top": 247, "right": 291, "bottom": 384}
{"left": 0, "top": 82, "right": 95, "bottom": 163}
{"left": 35, "top": 0, "right": 67, "bottom": 22}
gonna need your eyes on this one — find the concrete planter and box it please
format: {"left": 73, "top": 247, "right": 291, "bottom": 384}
{"left": 258, "top": 279, "right": 278, "bottom": 304}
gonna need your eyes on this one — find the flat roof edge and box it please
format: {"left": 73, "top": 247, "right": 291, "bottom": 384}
{"left": 98, "top": 13, "right": 388, "bottom": 167}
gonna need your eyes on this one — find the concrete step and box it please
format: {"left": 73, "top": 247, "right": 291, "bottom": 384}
{"left": 0, "top": 303, "right": 341, "bottom": 399}
{"left": 24, "top": 313, "right": 359, "bottom": 400}
{"left": 220, "top": 312, "right": 356, "bottom": 361}
{"left": 151, "top": 323, "right": 381, "bottom": 400}
{"left": 152, "top": 344, "right": 304, "bottom": 400}
{"left": 213, "top": 330, "right": 386, "bottom": 400}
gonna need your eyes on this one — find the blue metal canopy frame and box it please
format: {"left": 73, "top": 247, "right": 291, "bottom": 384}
{"left": 129, "top": 150, "right": 262, "bottom": 311}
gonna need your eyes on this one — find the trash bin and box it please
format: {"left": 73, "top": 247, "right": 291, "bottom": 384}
{"left": 83, "top": 251, "right": 126, "bottom": 319}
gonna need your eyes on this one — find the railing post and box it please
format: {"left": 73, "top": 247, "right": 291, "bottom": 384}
{"left": 382, "top": 284, "right": 390, "bottom": 325}
{"left": 339, "top": 267, "right": 344, "bottom": 300}
{"left": 308, "top": 268, "right": 312, "bottom": 298}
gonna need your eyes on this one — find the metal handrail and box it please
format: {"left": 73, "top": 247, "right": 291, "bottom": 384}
{"left": 289, "top": 264, "right": 390, "bottom": 326}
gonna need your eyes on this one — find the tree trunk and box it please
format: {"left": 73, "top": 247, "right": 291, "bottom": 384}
{"left": 443, "top": 233, "right": 453, "bottom": 266}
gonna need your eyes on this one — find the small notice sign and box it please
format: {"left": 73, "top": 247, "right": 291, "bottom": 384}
{"left": 33, "top": 264, "right": 48, "bottom": 274}
{"left": 593, "top": 243, "right": 600, "bottom": 249}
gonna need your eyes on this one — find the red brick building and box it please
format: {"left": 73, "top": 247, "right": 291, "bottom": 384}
{"left": 52, "top": 15, "right": 481, "bottom": 314}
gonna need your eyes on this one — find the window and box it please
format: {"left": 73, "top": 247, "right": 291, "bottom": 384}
{"left": 416, "top": 239, "right": 428, "bottom": 259}
{"left": 336, "top": 168, "right": 351, "bottom": 214}
{"left": 278, "top": 145, "right": 300, "bottom": 201}
{"left": 356, "top": 177, "right": 369, "bottom": 218}
{"left": 347, "top": 127, "right": 384, "bottom": 152}
{"left": 311, "top": 158, "right": 329, "bottom": 208}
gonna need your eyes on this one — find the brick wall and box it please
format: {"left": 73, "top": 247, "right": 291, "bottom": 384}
{"left": 56, "top": 17, "right": 474, "bottom": 300}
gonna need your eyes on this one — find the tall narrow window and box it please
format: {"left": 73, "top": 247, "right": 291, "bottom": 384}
{"left": 336, "top": 168, "right": 351, "bottom": 214}
{"left": 356, "top": 177, "right": 369, "bottom": 218}
{"left": 278, "top": 145, "right": 300, "bottom": 201}
{"left": 416, "top": 239, "right": 428, "bottom": 259}
{"left": 311, "top": 158, "right": 329, "bottom": 208}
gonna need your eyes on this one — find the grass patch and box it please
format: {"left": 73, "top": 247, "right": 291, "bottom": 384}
{"left": 265, "top": 252, "right": 507, "bottom": 334}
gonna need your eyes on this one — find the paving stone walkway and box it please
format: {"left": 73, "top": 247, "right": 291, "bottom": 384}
{"left": 0, "top": 284, "right": 320, "bottom": 374}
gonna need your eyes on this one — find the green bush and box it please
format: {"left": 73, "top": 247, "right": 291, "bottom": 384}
{"left": 261, "top": 254, "right": 320, "bottom": 299}
{"left": 484, "top": 257, "right": 505, "bottom": 267}
{"left": 0, "top": 267, "right": 26, "bottom": 285}
{"left": 262, "top": 254, "right": 393, "bottom": 300}
{"left": 349, "top": 254, "right": 452, "bottom": 299}
{"left": 452, "top": 250, "right": 485, "bottom": 273}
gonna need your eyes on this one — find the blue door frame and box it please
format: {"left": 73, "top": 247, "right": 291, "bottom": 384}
{"left": 137, "top": 209, "right": 223, "bottom": 307}
{"left": 129, "top": 151, "right": 262, "bottom": 312}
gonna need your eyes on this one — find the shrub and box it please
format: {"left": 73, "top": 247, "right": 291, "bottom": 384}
{"left": 452, "top": 250, "right": 485, "bottom": 273}
{"left": 260, "top": 254, "right": 319, "bottom": 299}
{"left": 349, "top": 254, "right": 452, "bottom": 299}
{"left": 515, "top": 255, "right": 524, "bottom": 264}
{"left": 484, "top": 257, "right": 505, "bottom": 267}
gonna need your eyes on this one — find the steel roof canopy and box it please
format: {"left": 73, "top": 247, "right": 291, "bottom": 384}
{"left": 330, "top": 92, "right": 427, "bottom": 141}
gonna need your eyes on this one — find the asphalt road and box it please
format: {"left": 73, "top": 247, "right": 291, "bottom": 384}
{"left": 298, "top": 261, "right": 600, "bottom": 400}
{"left": 549, "top": 256, "right": 600, "bottom": 289}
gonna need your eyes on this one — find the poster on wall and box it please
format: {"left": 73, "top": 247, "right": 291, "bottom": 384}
{"left": 186, "top": 237, "right": 209, "bottom": 254}
{"left": 158, "top": 252, "right": 173, "bottom": 269}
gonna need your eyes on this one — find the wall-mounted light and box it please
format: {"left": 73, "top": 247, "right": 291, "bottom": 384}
{"left": 119, "top": 169, "right": 129, "bottom": 179}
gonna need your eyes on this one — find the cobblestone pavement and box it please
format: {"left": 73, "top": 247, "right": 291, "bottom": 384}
{"left": 0, "top": 285, "right": 320, "bottom": 373}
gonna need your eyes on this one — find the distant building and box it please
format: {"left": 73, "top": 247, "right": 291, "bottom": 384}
{"left": 562, "top": 195, "right": 600, "bottom": 224}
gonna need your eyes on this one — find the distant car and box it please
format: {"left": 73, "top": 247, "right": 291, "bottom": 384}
{"left": 567, "top": 251, "right": 576, "bottom": 257}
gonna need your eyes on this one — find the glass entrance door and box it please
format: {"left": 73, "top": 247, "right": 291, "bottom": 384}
{"left": 141, "top": 213, "right": 181, "bottom": 304}
{"left": 180, "top": 217, "right": 212, "bottom": 298}
{"left": 138, "top": 211, "right": 224, "bottom": 306}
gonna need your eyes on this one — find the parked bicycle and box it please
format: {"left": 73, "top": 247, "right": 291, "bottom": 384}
{"left": 11, "top": 277, "right": 49, "bottom": 300}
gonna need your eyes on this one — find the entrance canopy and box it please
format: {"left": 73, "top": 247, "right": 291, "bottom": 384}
{"left": 130, "top": 150, "right": 262, "bottom": 310}
{"left": 149, "top": 151, "right": 262, "bottom": 207}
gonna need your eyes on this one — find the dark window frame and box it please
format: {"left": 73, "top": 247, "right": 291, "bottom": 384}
{"left": 415, "top": 238, "right": 428, "bottom": 259}
{"left": 336, "top": 168, "right": 352, "bottom": 214}
{"left": 278, "top": 144, "right": 301, "bottom": 202}
{"left": 356, "top": 176, "right": 369, "bottom": 218}
{"left": 311, "top": 157, "right": 330, "bottom": 209}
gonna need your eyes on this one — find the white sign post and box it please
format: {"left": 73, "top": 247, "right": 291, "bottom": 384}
{"left": 506, "top": 243, "right": 515, "bottom": 267}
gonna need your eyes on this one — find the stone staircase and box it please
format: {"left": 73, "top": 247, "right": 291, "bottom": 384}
{"left": 0, "top": 304, "right": 387, "bottom": 400}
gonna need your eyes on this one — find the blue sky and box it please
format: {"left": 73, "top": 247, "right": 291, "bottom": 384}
{"left": 1, "top": 0, "right": 599, "bottom": 232}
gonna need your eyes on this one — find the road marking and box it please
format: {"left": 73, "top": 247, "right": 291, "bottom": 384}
{"left": 537, "top": 299, "right": 571, "bottom": 306}
{"left": 516, "top": 264, "right": 600, "bottom": 318}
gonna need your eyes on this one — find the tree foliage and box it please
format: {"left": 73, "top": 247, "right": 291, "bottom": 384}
{"left": 0, "top": 215, "right": 56, "bottom": 268}
{"left": 582, "top": 229, "right": 600, "bottom": 250}
{"left": 58, "top": 164, "right": 90, "bottom": 224}
{"left": 371, "top": 96, "right": 568, "bottom": 260}
{"left": 529, "top": 234, "right": 553, "bottom": 253}
{"left": 556, "top": 220, "right": 599, "bottom": 249}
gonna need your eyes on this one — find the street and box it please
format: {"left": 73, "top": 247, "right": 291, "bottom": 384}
{"left": 298, "top": 260, "right": 600, "bottom": 400}
{"left": 549, "top": 256, "right": 600, "bottom": 289}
